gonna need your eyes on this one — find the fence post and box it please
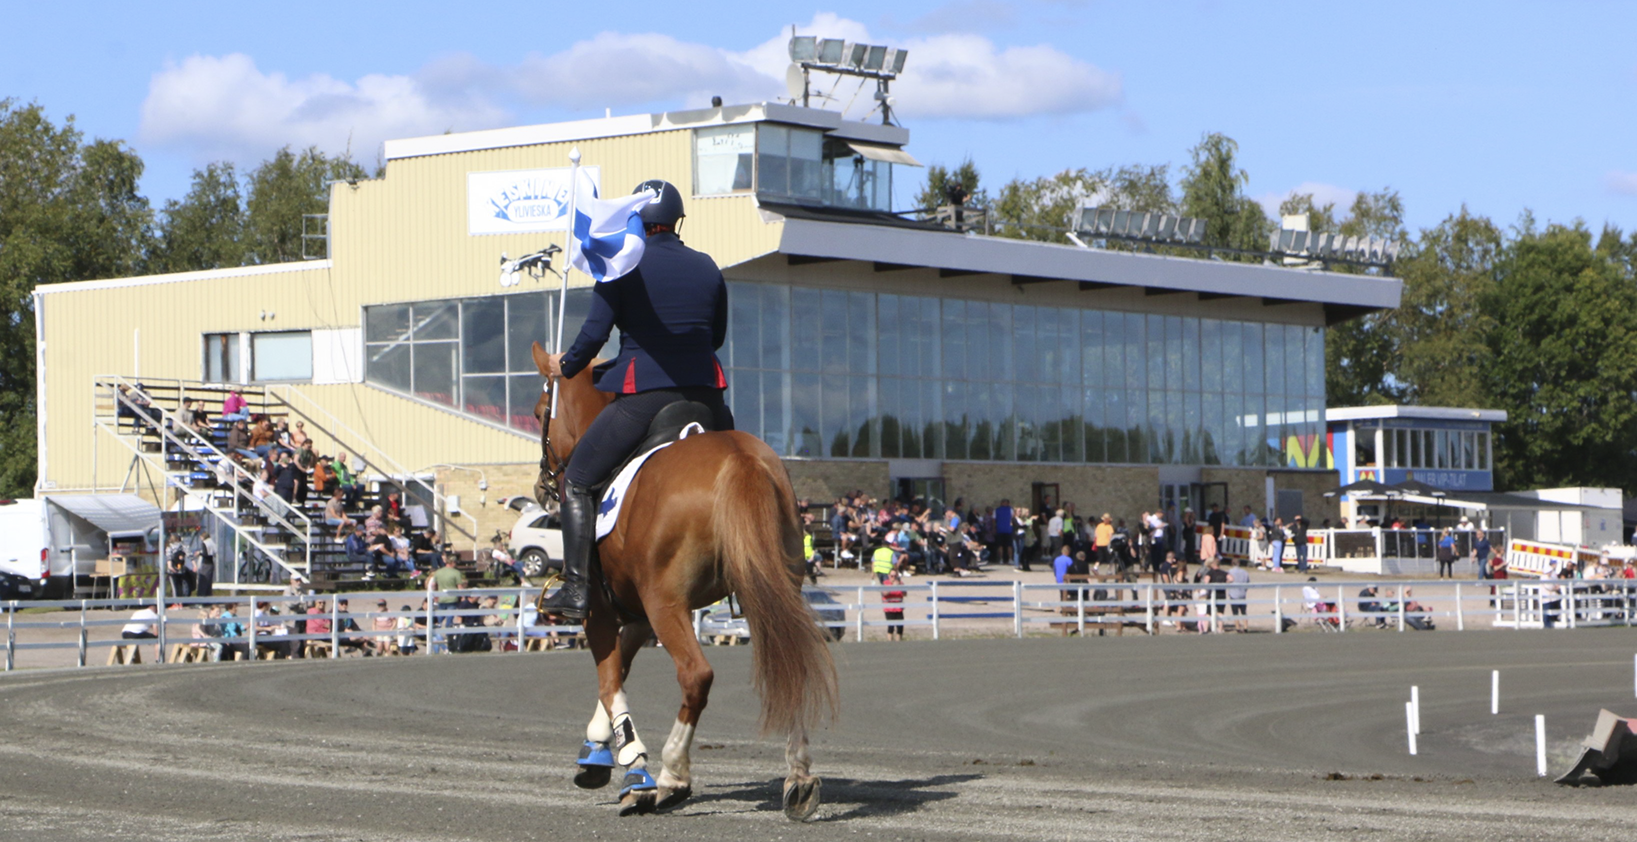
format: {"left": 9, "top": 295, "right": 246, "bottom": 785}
{"left": 855, "top": 586, "right": 865, "bottom": 643}
{"left": 330, "top": 598, "right": 340, "bottom": 658}
{"left": 156, "top": 591, "right": 168, "bottom": 663}
{"left": 1627, "top": 581, "right": 1633, "bottom": 628}
{"left": 78, "top": 600, "right": 88, "bottom": 667}
{"left": 1455, "top": 583, "right": 1464, "bottom": 631}
{"left": 518, "top": 588, "right": 530, "bottom": 651}
{"left": 5, "top": 604, "right": 13, "bottom": 671}
{"left": 425, "top": 599, "right": 435, "bottom": 655}
{"left": 1077, "top": 585, "right": 1085, "bottom": 637}
{"left": 1144, "top": 585, "right": 1154, "bottom": 635}
{"left": 1567, "top": 583, "right": 1577, "bottom": 630}
{"left": 1398, "top": 590, "right": 1406, "bottom": 632}
{"left": 1274, "top": 585, "right": 1283, "bottom": 634}
{"left": 1013, "top": 580, "right": 1023, "bottom": 639}
{"left": 930, "top": 581, "right": 940, "bottom": 640}
{"left": 247, "top": 595, "right": 258, "bottom": 656}
{"left": 1337, "top": 586, "right": 1346, "bottom": 632}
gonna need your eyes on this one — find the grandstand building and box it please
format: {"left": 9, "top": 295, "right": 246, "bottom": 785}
{"left": 33, "top": 100, "right": 1400, "bottom": 563}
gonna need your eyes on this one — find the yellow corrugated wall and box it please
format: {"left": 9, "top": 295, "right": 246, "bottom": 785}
{"left": 37, "top": 126, "right": 784, "bottom": 493}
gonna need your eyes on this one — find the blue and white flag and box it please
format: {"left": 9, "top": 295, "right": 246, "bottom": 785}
{"left": 570, "top": 172, "right": 654, "bottom": 282}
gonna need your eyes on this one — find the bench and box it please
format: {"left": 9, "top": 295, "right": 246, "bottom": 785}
{"left": 108, "top": 644, "right": 144, "bottom": 665}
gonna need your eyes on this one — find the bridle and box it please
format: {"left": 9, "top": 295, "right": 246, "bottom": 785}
{"left": 537, "top": 378, "right": 568, "bottom": 505}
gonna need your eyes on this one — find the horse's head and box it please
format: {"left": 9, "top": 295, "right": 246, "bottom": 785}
{"left": 529, "top": 341, "right": 614, "bottom": 506}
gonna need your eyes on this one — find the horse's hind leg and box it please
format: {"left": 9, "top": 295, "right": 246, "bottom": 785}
{"left": 783, "top": 726, "right": 821, "bottom": 822}
{"left": 648, "top": 608, "right": 714, "bottom": 811}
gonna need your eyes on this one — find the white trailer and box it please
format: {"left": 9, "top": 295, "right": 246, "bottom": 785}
{"left": 0, "top": 495, "right": 160, "bottom": 599}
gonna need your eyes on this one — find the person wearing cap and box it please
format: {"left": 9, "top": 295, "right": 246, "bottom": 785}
{"left": 538, "top": 179, "right": 733, "bottom": 620}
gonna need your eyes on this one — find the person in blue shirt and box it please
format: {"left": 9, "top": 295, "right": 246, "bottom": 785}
{"left": 1473, "top": 532, "right": 1493, "bottom": 580}
{"left": 994, "top": 499, "right": 1015, "bottom": 568}
{"left": 1053, "top": 547, "right": 1074, "bottom": 583}
{"left": 540, "top": 180, "right": 734, "bottom": 620}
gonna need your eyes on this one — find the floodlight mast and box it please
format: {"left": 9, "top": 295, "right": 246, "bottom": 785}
{"left": 788, "top": 34, "right": 907, "bottom": 125}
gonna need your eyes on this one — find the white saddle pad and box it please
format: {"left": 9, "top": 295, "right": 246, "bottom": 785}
{"left": 595, "top": 423, "right": 705, "bottom": 540}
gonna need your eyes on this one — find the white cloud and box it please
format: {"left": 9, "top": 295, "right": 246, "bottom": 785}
{"left": 138, "top": 18, "right": 1122, "bottom": 164}
{"left": 1608, "top": 170, "right": 1637, "bottom": 196}
{"left": 1256, "top": 181, "right": 1360, "bottom": 220}
{"left": 139, "top": 53, "right": 507, "bottom": 164}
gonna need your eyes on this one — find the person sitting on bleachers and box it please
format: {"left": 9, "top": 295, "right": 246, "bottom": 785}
{"left": 305, "top": 599, "right": 332, "bottom": 647}
{"left": 412, "top": 527, "right": 443, "bottom": 570}
{"left": 226, "top": 419, "right": 254, "bottom": 459}
{"left": 324, "top": 487, "right": 352, "bottom": 530}
{"left": 341, "top": 524, "right": 375, "bottom": 575}
{"left": 1358, "top": 585, "right": 1385, "bottom": 628}
{"left": 371, "top": 600, "right": 396, "bottom": 656}
{"left": 333, "top": 452, "right": 364, "bottom": 510}
{"left": 249, "top": 419, "right": 276, "bottom": 457}
{"left": 222, "top": 388, "right": 249, "bottom": 422}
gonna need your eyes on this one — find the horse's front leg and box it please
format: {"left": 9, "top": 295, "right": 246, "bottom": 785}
{"left": 602, "top": 620, "right": 659, "bottom": 815}
{"left": 573, "top": 609, "right": 624, "bottom": 790}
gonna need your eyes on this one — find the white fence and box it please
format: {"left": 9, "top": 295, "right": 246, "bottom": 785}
{"left": 5, "top": 577, "right": 1634, "bottom": 671}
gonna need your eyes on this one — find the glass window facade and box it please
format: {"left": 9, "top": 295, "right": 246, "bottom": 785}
{"left": 1382, "top": 426, "right": 1491, "bottom": 472}
{"left": 693, "top": 123, "right": 894, "bottom": 211}
{"left": 724, "top": 281, "right": 1325, "bottom": 467}
{"left": 363, "top": 290, "right": 618, "bottom": 435}
{"left": 250, "top": 331, "right": 312, "bottom": 382}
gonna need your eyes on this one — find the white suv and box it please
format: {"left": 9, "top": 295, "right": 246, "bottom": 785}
{"left": 503, "top": 497, "right": 564, "bottom": 578}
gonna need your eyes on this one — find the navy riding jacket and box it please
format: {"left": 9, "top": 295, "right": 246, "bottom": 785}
{"left": 559, "top": 231, "right": 728, "bottom": 394}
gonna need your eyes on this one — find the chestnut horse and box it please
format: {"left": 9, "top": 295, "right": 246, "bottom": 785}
{"left": 529, "top": 342, "right": 837, "bottom": 820}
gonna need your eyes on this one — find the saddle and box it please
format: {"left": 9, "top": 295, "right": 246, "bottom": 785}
{"left": 589, "top": 400, "right": 716, "bottom": 499}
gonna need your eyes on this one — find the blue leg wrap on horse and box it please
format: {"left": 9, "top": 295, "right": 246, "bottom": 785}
{"left": 578, "top": 740, "right": 615, "bottom": 768}
{"left": 619, "top": 767, "right": 657, "bottom": 796}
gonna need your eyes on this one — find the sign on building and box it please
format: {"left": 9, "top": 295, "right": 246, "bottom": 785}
{"left": 467, "top": 166, "right": 602, "bottom": 236}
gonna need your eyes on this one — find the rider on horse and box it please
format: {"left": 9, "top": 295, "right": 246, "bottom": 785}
{"left": 538, "top": 179, "right": 735, "bottom": 620}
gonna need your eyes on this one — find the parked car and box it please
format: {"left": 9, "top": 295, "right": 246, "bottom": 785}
{"left": 0, "top": 568, "right": 38, "bottom": 605}
{"left": 503, "top": 497, "right": 564, "bottom": 579}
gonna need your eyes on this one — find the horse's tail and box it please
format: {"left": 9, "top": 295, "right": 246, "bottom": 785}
{"left": 713, "top": 445, "right": 838, "bottom": 736}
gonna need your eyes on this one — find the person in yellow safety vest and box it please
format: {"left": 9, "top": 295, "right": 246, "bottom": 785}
{"left": 802, "top": 531, "right": 822, "bottom": 585}
{"left": 872, "top": 545, "right": 896, "bottom": 584}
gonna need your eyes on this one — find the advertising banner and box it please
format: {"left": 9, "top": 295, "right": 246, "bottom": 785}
{"left": 468, "top": 166, "right": 602, "bottom": 236}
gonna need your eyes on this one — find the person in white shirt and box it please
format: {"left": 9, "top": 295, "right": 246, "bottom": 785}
{"left": 1047, "top": 510, "right": 1064, "bottom": 552}
{"left": 122, "top": 607, "right": 158, "bottom": 639}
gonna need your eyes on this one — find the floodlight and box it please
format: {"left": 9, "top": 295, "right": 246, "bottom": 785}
{"left": 1112, "top": 210, "right": 1130, "bottom": 236}
{"left": 864, "top": 45, "right": 888, "bottom": 71}
{"left": 789, "top": 36, "right": 817, "bottom": 62}
{"left": 1095, "top": 208, "right": 1115, "bottom": 233}
{"left": 818, "top": 38, "right": 846, "bottom": 64}
{"left": 1186, "top": 219, "right": 1206, "bottom": 243}
{"left": 887, "top": 48, "right": 908, "bottom": 74}
{"left": 1385, "top": 241, "right": 1401, "bottom": 261}
{"left": 845, "top": 42, "right": 868, "bottom": 68}
{"left": 1158, "top": 216, "right": 1177, "bottom": 239}
{"left": 1290, "top": 231, "right": 1308, "bottom": 253}
{"left": 1278, "top": 229, "right": 1294, "bottom": 251}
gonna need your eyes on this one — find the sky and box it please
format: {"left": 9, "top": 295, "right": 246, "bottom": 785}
{"left": 6, "top": 0, "right": 1637, "bottom": 235}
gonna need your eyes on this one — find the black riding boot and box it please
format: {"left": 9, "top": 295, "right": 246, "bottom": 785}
{"left": 538, "top": 484, "right": 594, "bottom": 620}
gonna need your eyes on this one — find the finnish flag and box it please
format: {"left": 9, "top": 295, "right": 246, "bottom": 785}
{"left": 570, "top": 173, "right": 656, "bottom": 282}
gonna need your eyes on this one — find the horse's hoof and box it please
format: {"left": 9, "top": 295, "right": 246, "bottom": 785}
{"left": 618, "top": 790, "right": 657, "bottom": 816}
{"left": 574, "top": 764, "right": 612, "bottom": 790}
{"left": 782, "top": 776, "right": 822, "bottom": 822}
{"left": 655, "top": 784, "right": 692, "bottom": 811}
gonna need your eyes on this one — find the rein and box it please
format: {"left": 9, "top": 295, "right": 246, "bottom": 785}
{"left": 538, "top": 379, "right": 567, "bottom": 504}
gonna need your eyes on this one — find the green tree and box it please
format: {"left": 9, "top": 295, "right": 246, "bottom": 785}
{"left": 1324, "top": 188, "right": 1409, "bottom": 406}
{"left": 0, "top": 99, "right": 152, "bottom": 496}
{"left": 1389, "top": 208, "right": 1502, "bottom": 408}
{"left": 1486, "top": 224, "right": 1637, "bottom": 491}
{"left": 1178, "top": 132, "right": 1269, "bottom": 255}
{"left": 150, "top": 162, "right": 245, "bottom": 274}
{"left": 991, "top": 167, "right": 1102, "bottom": 244}
{"left": 242, "top": 146, "right": 366, "bottom": 264}
{"left": 915, "top": 158, "right": 986, "bottom": 214}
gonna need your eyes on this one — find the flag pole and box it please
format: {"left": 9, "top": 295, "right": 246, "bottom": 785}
{"left": 551, "top": 147, "right": 581, "bottom": 420}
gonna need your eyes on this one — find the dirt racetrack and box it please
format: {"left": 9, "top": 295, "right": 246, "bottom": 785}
{"left": 3, "top": 631, "right": 1637, "bottom": 841}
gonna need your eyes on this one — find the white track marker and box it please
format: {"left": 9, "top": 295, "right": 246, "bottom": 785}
{"left": 1535, "top": 715, "right": 1547, "bottom": 777}
{"left": 1491, "top": 670, "right": 1499, "bottom": 715}
{"left": 1406, "top": 702, "right": 1417, "bottom": 755}
{"left": 1411, "top": 685, "right": 1421, "bottom": 734}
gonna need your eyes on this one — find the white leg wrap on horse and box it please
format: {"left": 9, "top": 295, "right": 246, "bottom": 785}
{"left": 606, "top": 691, "right": 648, "bottom": 767}
{"left": 657, "top": 718, "right": 696, "bottom": 789}
{"left": 586, "top": 700, "right": 613, "bottom": 744}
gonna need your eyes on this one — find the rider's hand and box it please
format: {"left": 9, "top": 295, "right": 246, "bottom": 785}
{"left": 546, "top": 352, "right": 565, "bottom": 379}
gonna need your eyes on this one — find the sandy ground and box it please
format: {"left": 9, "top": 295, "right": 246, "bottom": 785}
{"left": 3, "top": 628, "right": 1637, "bottom": 841}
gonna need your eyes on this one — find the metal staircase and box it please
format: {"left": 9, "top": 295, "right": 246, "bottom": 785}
{"left": 92, "top": 376, "right": 313, "bottom": 588}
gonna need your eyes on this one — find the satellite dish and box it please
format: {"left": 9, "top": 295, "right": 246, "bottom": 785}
{"left": 785, "top": 63, "right": 806, "bottom": 103}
